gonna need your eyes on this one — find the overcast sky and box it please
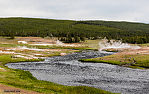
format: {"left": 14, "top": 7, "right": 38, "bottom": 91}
{"left": 0, "top": 0, "right": 149, "bottom": 23}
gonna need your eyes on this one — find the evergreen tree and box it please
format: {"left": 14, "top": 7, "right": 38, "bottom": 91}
{"left": 74, "top": 36, "right": 80, "bottom": 42}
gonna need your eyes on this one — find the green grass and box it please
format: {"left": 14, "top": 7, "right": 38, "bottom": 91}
{"left": 0, "top": 43, "right": 31, "bottom": 48}
{"left": 84, "top": 40, "right": 100, "bottom": 49}
{"left": 136, "top": 43, "right": 149, "bottom": 47}
{"left": 80, "top": 54, "right": 149, "bottom": 69}
{"left": 0, "top": 55, "right": 118, "bottom": 94}
{"left": 0, "top": 36, "right": 98, "bottom": 51}
{"left": 0, "top": 42, "right": 96, "bottom": 51}
{"left": 79, "top": 59, "right": 125, "bottom": 65}
{"left": 0, "top": 43, "right": 19, "bottom": 47}
{"left": 102, "top": 49, "right": 119, "bottom": 52}
{"left": 27, "top": 44, "right": 97, "bottom": 50}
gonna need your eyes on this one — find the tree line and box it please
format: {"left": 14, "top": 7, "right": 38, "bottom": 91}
{"left": 0, "top": 17, "right": 149, "bottom": 44}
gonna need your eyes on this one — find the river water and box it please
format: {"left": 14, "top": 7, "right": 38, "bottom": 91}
{"left": 6, "top": 51, "right": 149, "bottom": 94}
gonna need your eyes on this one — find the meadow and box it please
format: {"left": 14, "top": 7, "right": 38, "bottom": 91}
{"left": 80, "top": 48, "right": 149, "bottom": 69}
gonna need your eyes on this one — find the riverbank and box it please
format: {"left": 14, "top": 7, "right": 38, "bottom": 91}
{"left": 80, "top": 47, "right": 149, "bottom": 69}
{"left": 0, "top": 55, "right": 117, "bottom": 94}
{"left": 0, "top": 37, "right": 116, "bottom": 94}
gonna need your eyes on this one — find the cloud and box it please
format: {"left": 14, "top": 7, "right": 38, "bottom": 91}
{"left": 0, "top": 0, "right": 149, "bottom": 23}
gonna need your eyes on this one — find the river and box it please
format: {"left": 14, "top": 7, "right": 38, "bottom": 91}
{"left": 6, "top": 51, "right": 149, "bottom": 94}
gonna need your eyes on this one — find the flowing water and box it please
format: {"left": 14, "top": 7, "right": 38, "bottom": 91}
{"left": 6, "top": 51, "right": 149, "bottom": 94}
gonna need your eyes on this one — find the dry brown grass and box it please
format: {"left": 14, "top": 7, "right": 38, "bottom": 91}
{"left": 0, "top": 84, "right": 40, "bottom": 94}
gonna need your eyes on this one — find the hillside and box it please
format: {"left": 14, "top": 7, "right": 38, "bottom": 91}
{"left": 0, "top": 17, "right": 149, "bottom": 43}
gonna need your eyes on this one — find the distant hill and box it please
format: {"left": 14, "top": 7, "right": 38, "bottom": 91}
{"left": 0, "top": 17, "right": 148, "bottom": 43}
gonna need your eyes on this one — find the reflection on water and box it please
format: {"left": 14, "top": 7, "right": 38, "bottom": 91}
{"left": 6, "top": 51, "right": 149, "bottom": 94}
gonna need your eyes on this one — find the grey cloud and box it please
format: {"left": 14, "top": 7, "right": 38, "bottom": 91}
{"left": 0, "top": 0, "right": 149, "bottom": 23}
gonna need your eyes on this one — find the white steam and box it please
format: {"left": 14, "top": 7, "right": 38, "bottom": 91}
{"left": 99, "top": 38, "right": 140, "bottom": 50}
{"left": 56, "top": 40, "right": 64, "bottom": 45}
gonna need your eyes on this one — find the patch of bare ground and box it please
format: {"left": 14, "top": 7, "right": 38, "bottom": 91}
{"left": 116, "top": 47, "right": 149, "bottom": 55}
{"left": 0, "top": 84, "right": 40, "bottom": 94}
{"left": 16, "top": 37, "right": 56, "bottom": 44}
{"left": 0, "top": 66, "right": 6, "bottom": 72}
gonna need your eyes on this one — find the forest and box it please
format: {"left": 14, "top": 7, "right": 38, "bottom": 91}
{"left": 0, "top": 17, "right": 149, "bottom": 44}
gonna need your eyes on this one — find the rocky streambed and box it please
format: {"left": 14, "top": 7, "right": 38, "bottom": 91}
{"left": 6, "top": 51, "right": 149, "bottom": 94}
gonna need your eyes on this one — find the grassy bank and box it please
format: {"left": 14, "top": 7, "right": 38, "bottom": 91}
{"left": 0, "top": 42, "right": 94, "bottom": 50}
{"left": 84, "top": 40, "right": 100, "bottom": 49}
{"left": 0, "top": 55, "right": 117, "bottom": 94}
{"left": 80, "top": 54, "right": 149, "bottom": 69}
{"left": 28, "top": 44, "right": 97, "bottom": 50}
